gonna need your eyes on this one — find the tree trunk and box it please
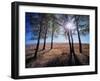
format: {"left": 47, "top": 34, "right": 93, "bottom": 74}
{"left": 76, "top": 23, "right": 82, "bottom": 53}
{"left": 51, "top": 20, "right": 54, "bottom": 49}
{"left": 70, "top": 32, "right": 75, "bottom": 54}
{"left": 42, "top": 25, "right": 48, "bottom": 50}
{"left": 34, "top": 19, "right": 42, "bottom": 59}
{"left": 67, "top": 32, "right": 72, "bottom": 54}
{"left": 75, "top": 16, "right": 82, "bottom": 53}
{"left": 77, "top": 27, "right": 82, "bottom": 53}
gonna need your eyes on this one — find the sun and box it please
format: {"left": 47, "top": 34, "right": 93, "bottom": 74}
{"left": 65, "top": 22, "right": 76, "bottom": 31}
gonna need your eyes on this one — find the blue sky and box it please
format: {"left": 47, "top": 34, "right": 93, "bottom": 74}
{"left": 25, "top": 12, "right": 89, "bottom": 45}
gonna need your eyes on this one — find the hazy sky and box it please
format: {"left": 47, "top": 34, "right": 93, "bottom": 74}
{"left": 25, "top": 12, "right": 89, "bottom": 45}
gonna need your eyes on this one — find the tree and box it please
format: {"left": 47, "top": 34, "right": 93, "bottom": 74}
{"left": 63, "top": 15, "right": 76, "bottom": 54}
{"left": 75, "top": 15, "right": 89, "bottom": 53}
{"left": 51, "top": 18, "right": 54, "bottom": 49}
{"left": 66, "top": 32, "right": 72, "bottom": 53}
{"left": 53, "top": 14, "right": 73, "bottom": 53}
{"left": 29, "top": 13, "right": 44, "bottom": 58}
{"left": 75, "top": 16, "right": 82, "bottom": 53}
{"left": 70, "top": 31, "right": 75, "bottom": 54}
{"left": 33, "top": 14, "right": 43, "bottom": 58}
{"left": 40, "top": 14, "right": 48, "bottom": 50}
{"left": 45, "top": 14, "right": 60, "bottom": 49}
{"left": 42, "top": 22, "right": 48, "bottom": 50}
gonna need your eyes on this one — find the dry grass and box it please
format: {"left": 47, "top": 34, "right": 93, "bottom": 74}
{"left": 25, "top": 43, "right": 89, "bottom": 68}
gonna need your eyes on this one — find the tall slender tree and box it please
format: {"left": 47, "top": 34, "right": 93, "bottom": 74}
{"left": 51, "top": 19, "right": 54, "bottom": 49}
{"left": 74, "top": 15, "right": 89, "bottom": 53}
{"left": 33, "top": 14, "right": 43, "bottom": 58}
{"left": 75, "top": 16, "right": 82, "bottom": 53}
{"left": 66, "top": 32, "right": 72, "bottom": 54}
{"left": 42, "top": 21, "right": 48, "bottom": 50}
{"left": 53, "top": 14, "right": 73, "bottom": 54}
{"left": 70, "top": 31, "right": 75, "bottom": 54}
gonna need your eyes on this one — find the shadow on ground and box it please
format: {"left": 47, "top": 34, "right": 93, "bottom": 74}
{"left": 26, "top": 49, "right": 89, "bottom": 68}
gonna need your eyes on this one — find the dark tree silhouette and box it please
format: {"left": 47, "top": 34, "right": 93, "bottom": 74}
{"left": 42, "top": 22, "right": 48, "bottom": 50}
{"left": 45, "top": 14, "right": 60, "bottom": 49}
{"left": 70, "top": 31, "right": 75, "bottom": 54}
{"left": 33, "top": 15, "right": 43, "bottom": 58}
{"left": 51, "top": 19, "right": 54, "bottom": 49}
{"left": 75, "top": 16, "right": 82, "bottom": 53}
{"left": 66, "top": 32, "right": 72, "bottom": 54}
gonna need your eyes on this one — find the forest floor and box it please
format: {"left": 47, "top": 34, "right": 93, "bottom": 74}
{"left": 25, "top": 43, "right": 89, "bottom": 68}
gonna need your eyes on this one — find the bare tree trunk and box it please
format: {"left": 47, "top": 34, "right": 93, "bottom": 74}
{"left": 77, "top": 27, "right": 82, "bottom": 53}
{"left": 42, "top": 25, "right": 48, "bottom": 50}
{"left": 75, "top": 16, "right": 82, "bottom": 53}
{"left": 67, "top": 32, "right": 72, "bottom": 54}
{"left": 34, "top": 19, "right": 42, "bottom": 59}
{"left": 51, "top": 20, "right": 54, "bottom": 49}
{"left": 70, "top": 32, "right": 75, "bottom": 54}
